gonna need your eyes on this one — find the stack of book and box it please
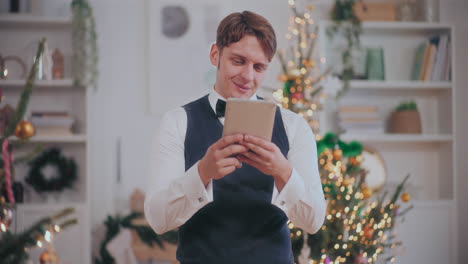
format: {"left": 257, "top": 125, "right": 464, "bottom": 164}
{"left": 30, "top": 112, "right": 74, "bottom": 136}
{"left": 411, "top": 34, "right": 451, "bottom": 81}
{"left": 338, "top": 105, "right": 384, "bottom": 134}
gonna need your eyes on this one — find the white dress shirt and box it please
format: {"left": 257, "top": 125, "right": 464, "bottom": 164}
{"left": 144, "top": 89, "right": 326, "bottom": 236}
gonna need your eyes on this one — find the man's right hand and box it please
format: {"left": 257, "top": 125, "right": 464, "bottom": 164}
{"left": 198, "top": 134, "right": 247, "bottom": 186}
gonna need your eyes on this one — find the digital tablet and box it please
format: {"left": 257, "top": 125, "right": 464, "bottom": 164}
{"left": 222, "top": 98, "right": 277, "bottom": 141}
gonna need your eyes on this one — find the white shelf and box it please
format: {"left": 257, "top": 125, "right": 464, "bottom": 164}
{"left": 320, "top": 20, "right": 452, "bottom": 31}
{"left": 16, "top": 202, "right": 86, "bottom": 211}
{"left": 0, "top": 14, "right": 71, "bottom": 27}
{"left": 340, "top": 134, "right": 452, "bottom": 143}
{"left": 349, "top": 80, "right": 452, "bottom": 92}
{"left": 0, "top": 79, "right": 77, "bottom": 89}
{"left": 10, "top": 134, "right": 87, "bottom": 143}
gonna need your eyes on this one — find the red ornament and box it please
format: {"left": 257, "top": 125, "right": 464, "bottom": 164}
{"left": 291, "top": 92, "right": 303, "bottom": 100}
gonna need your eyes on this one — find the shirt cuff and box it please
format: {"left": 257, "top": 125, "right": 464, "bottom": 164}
{"left": 183, "top": 161, "right": 213, "bottom": 205}
{"left": 272, "top": 168, "right": 306, "bottom": 213}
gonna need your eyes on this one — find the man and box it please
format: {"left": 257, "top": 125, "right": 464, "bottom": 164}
{"left": 145, "top": 11, "right": 326, "bottom": 264}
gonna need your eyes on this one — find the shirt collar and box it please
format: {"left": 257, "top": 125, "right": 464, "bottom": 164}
{"left": 208, "top": 87, "right": 258, "bottom": 116}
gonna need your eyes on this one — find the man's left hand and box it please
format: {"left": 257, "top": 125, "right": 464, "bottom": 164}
{"left": 238, "top": 135, "right": 292, "bottom": 191}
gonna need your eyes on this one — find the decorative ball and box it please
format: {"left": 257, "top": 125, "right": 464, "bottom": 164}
{"left": 0, "top": 203, "right": 13, "bottom": 231}
{"left": 361, "top": 186, "right": 372, "bottom": 199}
{"left": 401, "top": 192, "right": 411, "bottom": 202}
{"left": 342, "top": 177, "right": 353, "bottom": 187}
{"left": 302, "top": 59, "right": 315, "bottom": 68}
{"left": 14, "top": 120, "right": 35, "bottom": 140}
{"left": 39, "top": 249, "right": 59, "bottom": 264}
{"left": 354, "top": 252, "right": 368, "bottom": 264}
{"left": 363, "top": 225, "right": 374, "bottom": 240}
{"left": 278, "top": 74, "right": 288, "bottom": 82}
{"left": 291, "top": 92, "right": 303, "bottom": 100}
{"left": 333, "top": 149, "right": 343, "bottom": 160}
{"left": 349, "top": 156, "right": 360, "bottom": 166}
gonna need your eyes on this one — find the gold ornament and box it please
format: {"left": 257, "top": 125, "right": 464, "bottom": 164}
{"left": 14, "top": 120, "right": 35, "bottom": 140}
{"left": 333, "top": 149, "right": 343, "bottom": 160}
{"left": 278, "top": 74, "right": 288, "bottom": 82}
{"left": 39, "top": 248, "right": 59, "bottom": 264}
{"left": 342, "top": 177, "right": 354, "bottom": 187}
{"left": 361, "top": 186, "right": 372, "bottom": 199}
{"left": 349, "top": 156, "right": 361, "bottom": 167}
{"left": 401, "top": 192, "right": 411, "bottom": 202}
{"left": 302, "top": 59, "right": 315, "bottom": 68}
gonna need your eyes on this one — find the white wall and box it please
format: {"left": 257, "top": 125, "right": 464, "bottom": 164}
{"left": 89, "top": 0, "right": 468, "bottom": 262}
{"left": 440, "top": 1, "right": 468, "bottom": 263}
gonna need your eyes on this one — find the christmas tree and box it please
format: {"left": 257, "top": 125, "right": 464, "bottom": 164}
{"left": 0, "top": 39, "right": 78, "bottom": 264}
{"left": 275, "top": 2, "right": 413, "bottom": 263}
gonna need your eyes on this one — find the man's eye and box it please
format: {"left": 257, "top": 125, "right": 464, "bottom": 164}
{"left": 233, "top": 59, "right": 243, "bottom": 64}
{"left": 255, "top": 66, "right": 266, "bottom": 72}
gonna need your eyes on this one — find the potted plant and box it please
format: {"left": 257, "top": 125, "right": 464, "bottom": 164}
{"left": 388, "top": 100, "right": 422, "bottom": 134}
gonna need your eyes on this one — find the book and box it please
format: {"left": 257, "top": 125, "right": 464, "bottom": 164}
{"left": 431, "top": 34, "right": 448, "bottom": 81}
{"left": 422, "top": 43, "right": 437, "bottom": 81}
{"left": 411, "top": 42, "right": 427, "bottom": 80}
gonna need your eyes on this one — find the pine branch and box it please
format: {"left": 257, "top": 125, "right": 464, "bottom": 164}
{"left": 2, "top": 38, "right": 45, "bottom": 139}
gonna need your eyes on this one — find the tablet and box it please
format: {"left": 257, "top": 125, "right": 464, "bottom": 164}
{"left": 222, "top": 98, "right": 277, "bottom": 141}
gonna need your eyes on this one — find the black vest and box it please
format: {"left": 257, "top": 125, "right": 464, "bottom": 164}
{"left": 178, "top": 95, "right": 293, "bottom": 264}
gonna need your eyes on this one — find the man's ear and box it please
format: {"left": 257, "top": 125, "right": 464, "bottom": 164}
{"left": 209, "top": 43, "right": 219, "bottom": 67}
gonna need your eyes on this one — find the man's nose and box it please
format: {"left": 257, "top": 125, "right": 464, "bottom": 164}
{"left": 240, "top": 65, "right": 254, "bottom": 82}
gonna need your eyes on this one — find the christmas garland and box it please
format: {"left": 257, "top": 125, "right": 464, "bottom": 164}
{"left": 25, "top": 148, "right": 77, "bottom": 193}
{"left": 95, "top": 212, "right": 178, "bottom": 264}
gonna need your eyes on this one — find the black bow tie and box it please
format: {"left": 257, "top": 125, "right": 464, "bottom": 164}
{"left": 216, "top": 99, "right": 226, "bottom": 118}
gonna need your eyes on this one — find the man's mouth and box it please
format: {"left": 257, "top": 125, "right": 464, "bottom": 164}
{"left": 233, "top": 82, "right": 250, "bottom": 93}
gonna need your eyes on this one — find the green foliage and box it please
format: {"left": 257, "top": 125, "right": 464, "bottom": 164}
{"left": 328, "top": 0, "right": 362, "bottom": 98}
{"left": 395, "top": 100, "right": 418, "bottom": 111}
{"left": 0, "top": 208, "right": 76, "bottom": 264}
{"left": 72, "top": 0, "right": 99, "bottom": 90}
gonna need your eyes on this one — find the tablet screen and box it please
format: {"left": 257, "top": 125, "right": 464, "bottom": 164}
{"left": 222, "top": 99, "right": 276, "bottom": 141}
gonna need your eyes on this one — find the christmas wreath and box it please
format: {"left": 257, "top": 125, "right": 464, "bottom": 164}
{"left": 95, "top": 212, "right": 178, "bottom": 264}
{"left": 25, "top": 148, "right": 77, "bottom": 193}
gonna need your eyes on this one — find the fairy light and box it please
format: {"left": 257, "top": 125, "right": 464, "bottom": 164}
{"left": 0, "top": 223, "right": 6, "bottom": 232}
{"left": 44, "top": 230, "right": 52, "bottom": 242}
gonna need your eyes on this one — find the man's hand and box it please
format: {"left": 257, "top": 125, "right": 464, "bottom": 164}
{"left": 238, "top": 135, "right": 292, "bottom": 191}
{"left": 198, "top": 134, "right": 248, "bottom": 186}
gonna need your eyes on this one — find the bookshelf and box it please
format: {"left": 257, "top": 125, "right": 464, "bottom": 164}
{"left": 318, "top": 20, "right": 457, "bottom": 263}
{"left": 0, "top": 13, "right": 91, "bottom": 264}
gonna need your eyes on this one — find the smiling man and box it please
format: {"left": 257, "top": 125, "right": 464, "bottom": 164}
{"left": 144, "top": 11, "right": 326, "bottom": 264}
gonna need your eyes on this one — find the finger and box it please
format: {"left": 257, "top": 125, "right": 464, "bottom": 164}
{"left": 244, "top": 135, "right": 275, "bottom": 151}
{"left": 213, "top": 134, "right": 244, "bottom": 149}
{"left": 218, "top": 144, "right": 248, "bottom": 159}
{"left": 238, "top": 156, "right": 263, "bottom": 171}
{"left": 243, "top": 142, "right": 271, "bottom": 161}
{"left": 218, "top": 165, "right": 236, "bottom": 176}
{"left": 217, "top": 157, "right": 241, "bottom": 168}
{"left": 242, "top": 151, "right": 265, "bottom": 165}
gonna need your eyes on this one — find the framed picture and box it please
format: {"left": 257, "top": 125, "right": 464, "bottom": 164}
{"left": 147, "top": 0, "right": 232, "bottom": 116}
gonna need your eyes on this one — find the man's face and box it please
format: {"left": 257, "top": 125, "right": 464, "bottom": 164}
{"left": 209, "top": 35, "right": 269, "bottom": 99}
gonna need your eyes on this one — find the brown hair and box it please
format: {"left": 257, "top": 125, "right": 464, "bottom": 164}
{"left": 216, "top": 11, "right": 277, "bottom": 61}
